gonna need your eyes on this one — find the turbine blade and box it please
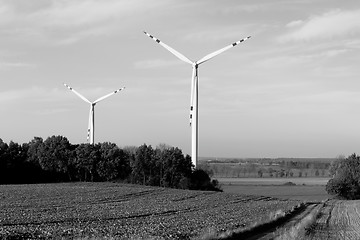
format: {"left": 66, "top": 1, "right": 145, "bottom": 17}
{"left": 197, "top": 36, "right": 251, "bottom": 65}
{"left": 93, "top": 87, "right": 125, "bottom": 104}
{"left": 63, "top": 83, "right": 91, "bottom": 104}
{"left": 144, "top": 31, "right": 193, "bottom": 65}
{"left": 87, "top": 106, "right": 92, "bottom": 142}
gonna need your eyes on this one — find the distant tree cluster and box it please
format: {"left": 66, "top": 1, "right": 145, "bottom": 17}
{"left": 326, "top": 154, "right": 360, "bottom": 199}
{"left": 0, "top": 136, "right": 221, "bottom": 191}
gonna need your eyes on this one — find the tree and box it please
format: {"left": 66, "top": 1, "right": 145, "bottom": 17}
{"left": 248, "top": 163, "right": 257, "bottom": 176}
{"left": 27, "top": 137, "right": 43, "bottom": 166}
{"left": 329, "top": 155, "right": 345, "bottom": 177}
{"left": 268, "top": 168, "right": 274, "bottom": 177}
{"left": 189, "top": 169, "right": 221, "bottom": 191}
{"left": 97, "top": 142, "right": 130, "bottom": 181}
{"left": 131, "top": 144, "right": 153, "bottom": 185}
{"left": 74, "top": 143, "right": 100, "bottom": 181}
{"left": 0, "top": 139, "right": 8, "bottom": 183}
{"left": 25, "top": 137, "right": 51, "bottom": 182}
{"left": 326, "top": 154, "right": 360, "bottom": 199}
{"left": 160, "top": 147, "right": 192, "bottom": 188}
{"left": 38, "top": 135, "right": 72, "bottom": 181}
{"left": 3, "top": 141, "right": 28, "bottom": 183}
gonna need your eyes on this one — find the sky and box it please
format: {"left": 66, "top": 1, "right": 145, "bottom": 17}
{"left": 1, "top": 0, "right": 360, "bottom": 158}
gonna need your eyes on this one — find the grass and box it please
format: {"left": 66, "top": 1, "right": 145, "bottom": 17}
{"left": 200, "top": 203, "right": 308, "bottom": 240}
{"left": 275, "top": 201, "right": 326, "bottom": 240}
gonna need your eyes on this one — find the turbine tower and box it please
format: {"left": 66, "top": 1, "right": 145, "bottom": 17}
{"left": 144, "top": 31, "right": 250, "bottom": 168}
{"left": 64, "top": 83, "right": 125, "bottom": 144}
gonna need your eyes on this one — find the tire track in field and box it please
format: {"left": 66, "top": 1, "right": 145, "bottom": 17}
{"left": 342, "top": 201, "right": 360, "bottom": 239}
{"left": 313, "top": 200, "right": 347, "bottom": 240}
{"left": 0, "top": 206, "right": 201, "bottom": 227}
{"left": 308, "top": 200, "right": 360, "bottom": 240}
{"left": 331, "top": 200, "right": 350, "bottom": 239}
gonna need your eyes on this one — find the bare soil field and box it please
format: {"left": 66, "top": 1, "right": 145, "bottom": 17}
{"left": 4, "top": 182, "right": 359, "bottom": 240}
{"left": 0, "top": 182, "right": 303, "bottom": 239}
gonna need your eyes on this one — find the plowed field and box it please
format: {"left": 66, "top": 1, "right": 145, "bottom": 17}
{"left": 0, "top": 182, "right": 302, "bottom": 239}
{"left": 306, "top": 200, "right": 360, "bottom": 240}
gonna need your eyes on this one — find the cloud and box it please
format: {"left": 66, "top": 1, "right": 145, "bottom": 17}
{"left": 0, "top": 0, "right": 140, "bottom": 26}
{"left": 319, "top": 49, "right": 348, "bottom": 58}
{"left": 279, "top": 9, "right": 360, "bottom": 42}
{"left": 34, "top": 0, "right": 136, "bottom": 27}
{"left": 0, "top": 61, "right": 36, "bottom": 69}
{"left": 0, "top": 86, "right": 63, "bottom": 103}
{"left": 182, "top": 26, "right": 253, "bottom": 43}
{"left": 0, "top": 0, "right": 167, "bottom": 45}
{"left": 215, "top": 4, "right": 264, "bottom": 14}
{"left": 286, "top": 20, "right": 303, "bottom": 28}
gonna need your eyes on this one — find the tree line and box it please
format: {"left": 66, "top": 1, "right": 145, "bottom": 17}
{"left": 0, "top": 136, "right": 220, "bottom": 191}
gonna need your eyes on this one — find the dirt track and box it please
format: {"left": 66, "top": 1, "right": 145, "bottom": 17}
{"left": 248, "top": 200, "right": 360, "bottom": 240}
{"left": 307, "top": 200, "right": 360, "bottom": 240}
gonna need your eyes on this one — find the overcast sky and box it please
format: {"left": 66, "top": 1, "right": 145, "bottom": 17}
{"left": 1, "top": 0, "right": 360, "bottom": 158}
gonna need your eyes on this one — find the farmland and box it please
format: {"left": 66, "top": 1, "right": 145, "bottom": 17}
{"left": 218, "top": 177, "right": 331, "bottom": 201}
{"left": 0, "top": 182, "right": 303, "bottom": 239}
{"left": 3, "top": 181, "right": 360, "bottom": 239}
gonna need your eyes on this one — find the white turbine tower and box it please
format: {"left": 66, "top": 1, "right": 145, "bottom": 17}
{"left": 64, "top": 83, "right": 125, "bottom": 144}
{"left": 144, "top": 31, "right": 250, "bottom": 168}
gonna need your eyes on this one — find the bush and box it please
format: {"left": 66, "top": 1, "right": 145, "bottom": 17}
{"left": 326, "top": 154, "right": 360, "bottom": 199}
{"left": 283, "top": 181, "right": 296, "bottom": 186}
{"left": 189, "top": 169, "right": 222, "bottom": 191}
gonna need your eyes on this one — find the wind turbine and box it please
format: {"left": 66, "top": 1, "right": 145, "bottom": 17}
{"left": 144, "top": 31, "right": 250, "bottom": 168}
{"left": 64, "top": 83, "right": 125, "bottom": 144}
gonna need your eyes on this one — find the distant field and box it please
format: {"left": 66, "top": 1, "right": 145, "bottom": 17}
{"left": 0, "top": 182, "right": 302, "bottom": 239}
{"left": 217, "top": 177, "right": 330, "bottom": 185}
{"left": 218, "top": 177, "right": 331, "bottom": 202}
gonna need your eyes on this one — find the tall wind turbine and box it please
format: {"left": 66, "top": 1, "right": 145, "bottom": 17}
{"left": 144, "top": 31, "right": 250, "bottom": 168}
{"left": 64, "top": 83, "right": 125, "bottom": 144}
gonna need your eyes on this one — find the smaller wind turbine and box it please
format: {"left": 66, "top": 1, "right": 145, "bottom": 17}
{"left": 64, "top": 83, "right": 125, "bottom": 144}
